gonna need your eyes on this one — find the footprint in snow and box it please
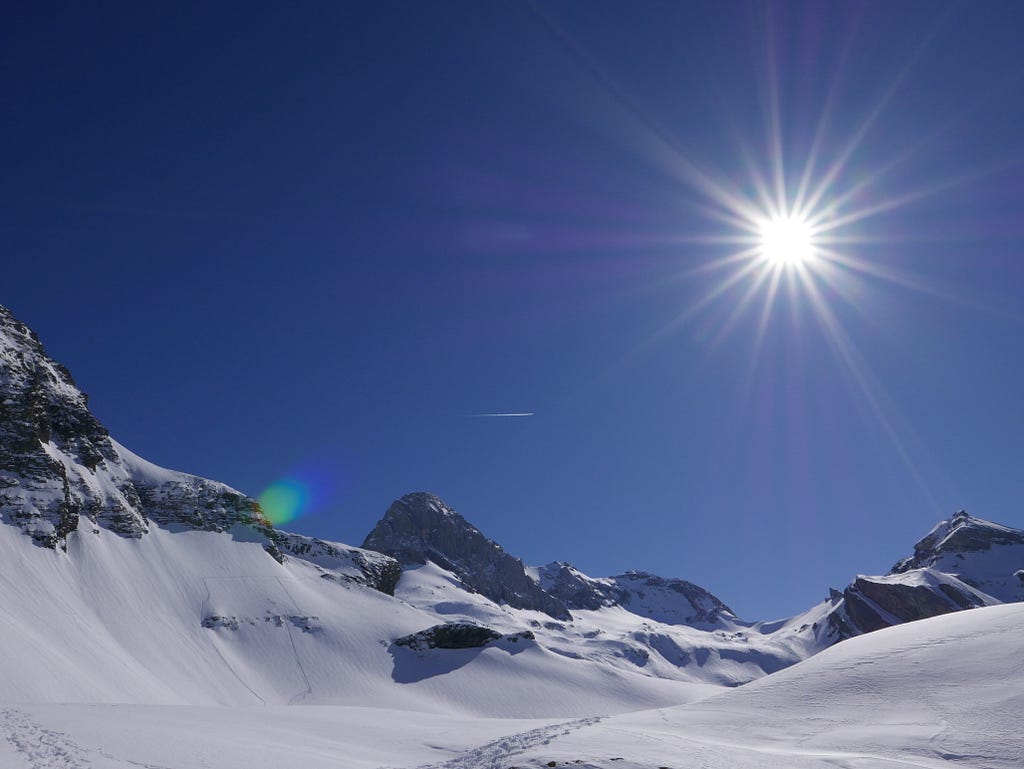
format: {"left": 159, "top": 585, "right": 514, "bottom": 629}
{"left": 402, "top": 716, "right": 603, "bottom": 769}
{"left": 0, "top": 708, "right": 174, "bottom": 769}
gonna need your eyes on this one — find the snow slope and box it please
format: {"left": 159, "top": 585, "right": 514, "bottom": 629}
{"left": 0, "top": 515, "right": 715, "bottom": 717}
{"left": 1, "top": 603, "right": 1020, "bottom": 768}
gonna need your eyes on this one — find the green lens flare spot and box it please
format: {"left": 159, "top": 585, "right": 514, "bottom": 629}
{"left": 258, "top": 479, "right": 309, "bottom": 525}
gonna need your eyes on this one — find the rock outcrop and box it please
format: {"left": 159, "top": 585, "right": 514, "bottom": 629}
{"left": 825, "top": 510, "right": 1021, "bottom": 640}
{"left": 267, "top": 528, "right": 402, "bottom": 595}
{"left": 394, "top": 622, "right": 534, "bottom": 651}
{"left": 0, "top": 305, "right": 401, "bottom": 595}
{"left": 362, "top": 492, "right": 572, "bottom": 620}
{"left": 0, "top": 305, "right": 270, "bottom": 547}
{"left": 538, "top": 562, "right": 736, "bottom": 629}
{"left": 1, "top": 306, "right": 150, "bottom": 545}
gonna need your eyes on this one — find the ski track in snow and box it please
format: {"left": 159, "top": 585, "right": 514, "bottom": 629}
{"left": 396, "top": 716, "right": 603, "bottom": 769}
{"left": 1, "top": 708, "right": 92, "bottom": 769}
{"left": 0, "top": 708, "right": 173, "bottom": 769}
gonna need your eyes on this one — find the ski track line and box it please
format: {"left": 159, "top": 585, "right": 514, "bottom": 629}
{"left": 395, "top": 716, "right": 603, "bottom": 769}
{"left": 276, "top": 576, "right": 315, "bottom": 705}
{"left": 200, "top": 577, "right": 267, "bottom": 706}
{"left": 1, "top": 707, "right": 174, "bottom": 769}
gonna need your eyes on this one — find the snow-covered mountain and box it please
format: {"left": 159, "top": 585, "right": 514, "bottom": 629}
{"left": 1, "top": 303, "right": 1023, "bottom": 767}
{"left": 819, "top": 509, "right": 1021, "bottom": 640}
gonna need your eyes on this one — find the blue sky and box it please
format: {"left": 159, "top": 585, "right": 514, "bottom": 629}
{"left": 4, "top": 1, "right": 1024, "bottom": 619}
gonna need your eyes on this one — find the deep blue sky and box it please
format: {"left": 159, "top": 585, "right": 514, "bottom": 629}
{"left": 4, "top": 1, "right": 1024, "bottom": 620}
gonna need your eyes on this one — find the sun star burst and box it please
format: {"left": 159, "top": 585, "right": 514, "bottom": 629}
{"left": 758, "top": 215, "right": 815, "bottom": 267}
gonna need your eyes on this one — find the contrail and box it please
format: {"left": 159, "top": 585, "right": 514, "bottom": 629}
{"left": 471, "top": 412, "right": 534, "bottom": 418}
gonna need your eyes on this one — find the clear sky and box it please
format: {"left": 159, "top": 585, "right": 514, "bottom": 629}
{"left": 4, "top": 1, "right": 1024, "bottom": 620}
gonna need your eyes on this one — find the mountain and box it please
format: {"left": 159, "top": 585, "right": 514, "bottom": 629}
{"left": 0, "top": 305, "right": 716, "bottom": 713}
{"left": 537, "top": 561, "right": 736, "bottom": 629}
{"left": 363, "top": 491, "right": 571, "bottom": 620}
{"left": 1, "top": 302, "right": 1023, "bottom": 767}
{"left": 0, "top": 305, "right": 400, "bottom": 593}
{"left": 822, "top": 510, "right": 1022, "bottom": 639}
{"left": 359, "top": 488, "right": 1024, "bottom": 681}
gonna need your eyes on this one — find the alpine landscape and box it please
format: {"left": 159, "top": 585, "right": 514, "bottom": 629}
{"left": 0, "top": 304, "right": 1021, "bottom": 767}
{"left": 4, "top": 2, "right": 1024, "bottom": 767}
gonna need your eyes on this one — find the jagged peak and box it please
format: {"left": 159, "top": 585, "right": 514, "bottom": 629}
{"left": 0, "top": 305, "right": 270, "bottom": 548}
{"left": 915, "top": 510, "right": 1022, "bottom": 554}
{"left": 889, "top": 510, "right": 1024, "bottom": 577}
{"left": 362, "top": 493, "right": 571, "bottom": 620}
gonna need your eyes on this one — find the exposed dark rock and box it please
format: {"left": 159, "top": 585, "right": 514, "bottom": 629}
{"left": 394, "top": 622, "right": 502, "bottom": 651}
{"left": 816, "top": 511, "right": 1024, "bottom": 644}
{"left": 831, "top": 573, "right": 988, "bottom": 641}
{"left": 853, "top": 577, "right": 972, "bottom": 623}
{"left": 201, "top": 615, "right": 241, "bottom": 630}
{"left": 537, "top": 562, "right": 734, "bottom": 628}
{"left": 0, "top": 305, "right": 278, "bottom": 547}
{"left": 201, "top": 613, "right": 321, "bottom": 632}
{"left": 611, "top": 570, "right": 735, "bottom": 627}
{"left": 265, "top": 527, "right": 402, "bottom": 595}
{"left": 0, "top": 305, "right": 147, "bottom": 545}
{"left": 363, "top": 492, "right": 571, "bottom": 620}
{"left": 891, "top": 510, "right": 1024, "bottom": 573}
{"left": 937, "top": 582, "right": 982, "bottom": 610}
{"left": 537, "top": 562, "right": 622, "bottom": 610}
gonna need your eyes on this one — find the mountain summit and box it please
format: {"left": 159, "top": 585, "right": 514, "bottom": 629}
{"left": 891, "top": 509, "right": 1024, "bottom": 602}
{"left": 363, "top": 491, "right": 572, "bottom": 620}
{"left": 0, "top": 304, "right": 267, "bottom": 547}
{"left": 0, "top": 305, "right": 399, "bottom": 593}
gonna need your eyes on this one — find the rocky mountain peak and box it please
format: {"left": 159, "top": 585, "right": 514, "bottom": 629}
{"left": 1, "top": 306, "right": 146, "bottom": 544}
{"left": 538, "top": 562, "right": 736, "bottom": 628}
{"left": 0, "top": 306, "right": 400, "bottom": 593}
{"left": 362, "top": 492, "right": 571, "bottom": 620}
{"left": 361, "top": 492, "right": 471, "bottom": 565}
{"left": 825, "top": 510, "right": 1024, "bottom": 641}
{"left": 891, "top": 510, "right": 1024, "bottom": 574}
{"left": 0, "top": 306, "right": 265, "bottom": 547}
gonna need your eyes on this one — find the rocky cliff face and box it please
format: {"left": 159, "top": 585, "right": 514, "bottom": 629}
{"left": 362, "top": 492, "right": 572, "bottom": 620}
{"left": 0, "top": 306, "right": 151, "bottom": 545}
{"left": 538, "top": 562, "right": 736, "bottom": 629}
{"left": 824, "top": 510, "right": 1021, "bottom": 640}
{"left": 891, "top": 509, "right": 1024, "bottom": 602}
{"left": 362, "top": 493, "right": 739, "bottom": 628}
{"left": 0, "top": 305, "right": 270, "bottom": 546}
{"left": 0, "top": 305, "right": 399, "bottom": 594}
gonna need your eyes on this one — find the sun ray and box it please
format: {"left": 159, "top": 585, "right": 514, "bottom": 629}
{"left": 817, "top": 248, "right": 1022, "bottom": 322}
{"left": 709, "top": 261, "right": 777, "bottom": 346}
{"left": 758, "top": 5, "right": 789, "bottom": 219}
{"left": 792, "top": 6, "right": 866, "bottom": 215}
{"left": 674, "top": 251, "right": 767, "bottom": 323}
{"left": 797, "top": 268, "right": 943, "bottom": 510}
{"left": 802, "top": 9, "right": 952, "bottom": 218}
{"left": 813, "top": 153, "right": 1024, "bottom": 237}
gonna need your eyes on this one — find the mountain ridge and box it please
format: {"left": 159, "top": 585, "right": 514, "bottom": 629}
{"left": 1, "top": 303, "right": 1023, "bottom": 706}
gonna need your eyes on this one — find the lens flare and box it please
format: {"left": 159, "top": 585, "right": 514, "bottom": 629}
{"left": 256, "top": 454, "right": 355, "bottom": 527}
{"left": 258, "top": 478, "right": 310, "bottom": 526}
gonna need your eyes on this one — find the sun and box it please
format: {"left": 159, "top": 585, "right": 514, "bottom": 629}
{"left": 758, "top": 215, "right": 815, "bottom": 267}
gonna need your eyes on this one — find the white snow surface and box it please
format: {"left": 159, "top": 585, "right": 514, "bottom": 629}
{"left": 0, "top": 597, "right": 1020, "bottom": 768}
{"left": 0, "top": 505, "right": 1020, "bottom": 767}
{"left": 506, "top": 602, "right": 1024, "bottom": 769}
{"left": 0, "top": 517, "right": 713, "bottom": 717}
